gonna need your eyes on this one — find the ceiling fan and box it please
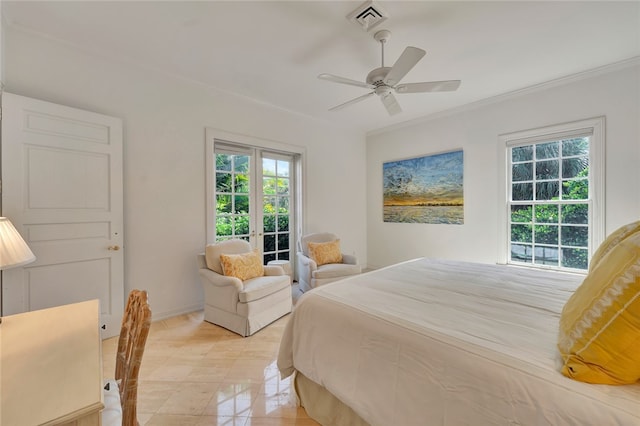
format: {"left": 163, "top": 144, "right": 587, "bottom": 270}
{"left": 319, "top": 29, "right": 461, "bottom": 116}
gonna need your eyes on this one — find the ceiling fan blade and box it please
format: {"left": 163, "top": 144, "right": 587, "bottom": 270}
{"left": 383, "top": 46, "right": 426, "bottom": 86}
{"left": 328, "top": 92, "right": 375, "bottom": 111}
{"left": 396, "top": 80, "right": 462, "bottom": 93}
{"left": 318, "top": 73, "right": 375, "bottom": 89}
{"left": 380, "top": 93, "right": 402, "bottom": 116}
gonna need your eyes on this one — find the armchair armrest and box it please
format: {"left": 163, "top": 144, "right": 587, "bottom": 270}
{"left": 342, "top": 253, "right": 358, "bottom": 265}
{"left": 198, "top": 268, "right": 243, "bottom": 291}
{"left": 298, "top": 253, "right": 317, "bottom": 270}
{"left": 297, "top": 252, "right": 317, "bottom": 290}
{"left": 263, "top": 265, "right": 284, "bottom": 276}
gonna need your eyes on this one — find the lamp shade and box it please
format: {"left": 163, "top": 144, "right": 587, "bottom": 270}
{"left": 0, "top": 217, "right": 36, "bottom": 270}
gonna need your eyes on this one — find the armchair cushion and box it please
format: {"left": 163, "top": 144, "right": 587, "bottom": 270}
{"left": 313, "top": 263, "right": 361, "bottom": 280}
{"left": 240, "top": 275, "right": 291, "bottom": 303}
{"left": 205, "top": 239, "right": 252, "bottom": 274}
{"left": 308, "top": 239, "right": 343, "bottom": 266}
{"left": 220, "top": 250, "right": 264, "bottom": 281}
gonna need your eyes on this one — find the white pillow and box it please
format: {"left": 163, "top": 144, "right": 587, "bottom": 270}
{"left": 102, "top": 379, "right": 122, "bottom": 426}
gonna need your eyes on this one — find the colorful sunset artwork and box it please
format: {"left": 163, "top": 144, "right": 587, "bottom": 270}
{"left": 383, "top": 150, "right": 464, "bottom": 224}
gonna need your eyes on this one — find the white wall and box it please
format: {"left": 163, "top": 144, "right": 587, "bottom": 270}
{"left": 366, "top": 62, "right": 640, "bottom": 269}
{"left": 4, "top": 27, "right": 367, "bottom": 319}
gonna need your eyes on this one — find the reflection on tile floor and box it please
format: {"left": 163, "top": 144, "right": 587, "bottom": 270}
{"left": 102, "top": 295, "right": 319, "bottom": 426}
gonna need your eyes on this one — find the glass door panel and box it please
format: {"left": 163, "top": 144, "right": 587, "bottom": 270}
{"left": 215, "top": 151, "right": 252, "bottom": 242}
{"left": 262, "top": 157, "right": 291, "bottom": 263}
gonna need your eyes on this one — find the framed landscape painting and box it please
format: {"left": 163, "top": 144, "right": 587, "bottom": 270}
{"left": 383, "top": 150, "right": 464, "bottom": 224}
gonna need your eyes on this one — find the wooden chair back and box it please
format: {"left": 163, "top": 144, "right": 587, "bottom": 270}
{"left": 115, "top": 290, "right": 152, "bottom": 426}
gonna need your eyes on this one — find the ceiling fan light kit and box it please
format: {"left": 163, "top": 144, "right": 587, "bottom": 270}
{"left": 319, "top": 29, "right": 461, "bottom": 116}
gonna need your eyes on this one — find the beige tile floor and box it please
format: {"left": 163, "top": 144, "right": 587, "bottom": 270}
{"left": 102, "top": 286, "right": 319, "bottom": 426}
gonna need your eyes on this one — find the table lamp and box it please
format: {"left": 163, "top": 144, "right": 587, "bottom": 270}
{"left": 0, "top": 217, "right": 35, "bottom": 270}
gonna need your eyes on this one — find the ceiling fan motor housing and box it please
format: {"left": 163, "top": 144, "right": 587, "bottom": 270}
{"left": 367, "top": 66, "right": 391, "bottom": 86}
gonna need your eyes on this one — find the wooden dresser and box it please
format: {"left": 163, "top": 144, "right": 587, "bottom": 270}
{"left": 1, "top": 299, "right": 104, "bottom": 425}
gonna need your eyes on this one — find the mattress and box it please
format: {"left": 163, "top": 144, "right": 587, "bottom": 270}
{"left": 277, "top": 258, "right": 640, "bottom": 425}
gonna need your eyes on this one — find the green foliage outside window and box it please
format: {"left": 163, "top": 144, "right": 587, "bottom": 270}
{"left": 509, "top": 137, "right": 590, "bottom": 270}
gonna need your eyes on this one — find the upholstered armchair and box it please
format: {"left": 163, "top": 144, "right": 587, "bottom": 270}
{"left": 197, "top": 239, "right": 292, "bottom": 337}
{"left": 297, "top": 232, "right": 361, "bottom": 292}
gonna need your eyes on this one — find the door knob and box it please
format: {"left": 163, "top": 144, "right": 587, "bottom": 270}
{"left": 108, "top": 245, "right": 120, "bottom": 251}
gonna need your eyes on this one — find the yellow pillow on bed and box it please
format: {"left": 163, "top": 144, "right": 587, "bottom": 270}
{"left": 558, "top": 231, "right": 640, "bottom": 384}
{"left": 308, "top": 240, "right": 343, "bottom": 266}
{"left": 219, "top": 250, "right": 264, "bottom": 281}
{"left": 589, "top": 220, "right": 640, "bottom": 272}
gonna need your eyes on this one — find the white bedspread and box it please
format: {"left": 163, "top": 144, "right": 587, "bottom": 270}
{"left": 278, "top": 258, "right": 640, "bottom": 425}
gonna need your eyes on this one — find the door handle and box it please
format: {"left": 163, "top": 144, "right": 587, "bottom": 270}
{"left": 107, "top": 245, "right": 120, "bottom": 251}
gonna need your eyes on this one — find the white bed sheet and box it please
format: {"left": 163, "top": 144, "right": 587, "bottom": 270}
{"left": 278, "top": 258, "right": 640, "bottom": 425}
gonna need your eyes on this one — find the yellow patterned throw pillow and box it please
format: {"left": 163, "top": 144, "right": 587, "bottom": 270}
{"left": 308, "top": 240, "right": 343, "bottom": 266}
{"left": 219, "top": 250, "right": 264, "bottom": 281}
{"left": 589, "top": 220, "right": 640, "bottom": 272}
{"left": 558, "top": 231, "right": 640, "bottom": 384}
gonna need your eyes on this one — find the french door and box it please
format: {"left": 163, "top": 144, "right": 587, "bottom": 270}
{"left": 213, "top": 142, "right": 295, "bottom": 263}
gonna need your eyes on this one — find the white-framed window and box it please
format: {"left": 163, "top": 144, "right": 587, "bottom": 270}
{"left": 498, "top": 117, "right": 605, "bottom": 272}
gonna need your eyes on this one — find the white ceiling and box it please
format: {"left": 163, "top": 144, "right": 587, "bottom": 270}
{"left": 3, "top": 1, "right": 639, "bottom": 134}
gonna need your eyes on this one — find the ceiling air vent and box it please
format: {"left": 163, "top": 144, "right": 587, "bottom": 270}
{"left": 347, "top": 0, "right": 389, "bottom": 32}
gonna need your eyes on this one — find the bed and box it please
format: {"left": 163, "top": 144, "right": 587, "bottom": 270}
{"left": 277, "top": 258, "right": 640, "bottom": 425}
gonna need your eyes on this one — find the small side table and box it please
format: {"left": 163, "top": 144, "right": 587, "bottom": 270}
{"left": 268, "top": 260, "right": 293, "bottom": 284}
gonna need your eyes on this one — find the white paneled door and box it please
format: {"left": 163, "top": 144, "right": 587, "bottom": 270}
{"left": 1, "top": 92, "right": 124, "bottom": 338}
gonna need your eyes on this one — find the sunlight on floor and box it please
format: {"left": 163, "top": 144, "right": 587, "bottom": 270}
{"left": 102, "top": 304, "right": 318, "bottom": 425}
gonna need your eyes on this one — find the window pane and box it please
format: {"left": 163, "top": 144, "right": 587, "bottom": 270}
{"left": 535, "top": 160, "right": 559, "bottom": 180}
{"left": 512, "top": 163, "right": 532, "bottom": 182}
{"left": 215, "top": 215, "right": 232, "bottom": 236}
{"left": 561, "top": 203, "right": 588, "bottom": 224}
{"left": 511, "top": 244, "right": 532, "bottom": 263}
{"left": 562, "top": 157, "right": 588, "bottom": 179}
{"left": 535, "top": 181, "right": 558, "bottom": 200}
{"left": 263, "top": 215, "right": 275, "bottom": 232}
{"left": 234, "top": 174, "right": 249, "bottom": 193}
{"left": 263, "top": 158, "right": 276, "bottom": 176}
{"left": 234, "top": 195, "right": 249, "bottom": 214}
{"left": 216, "top": 154, "right": 232, "bottom": 171}
{"left": 263, "top": 196, "right": 276, "bottom": 213}
{"left": 536, "top": 142, "right": 559, "bottom": 159}
{"left": 536, "top": 246, "right": 558, "bottom": 266}
{"left": 534, "top": 205, "right": 558, "bottom": 223}
{"left": 562, "top": 137, "right": 589, "bottom": 156}
{"left": 216, "top": 172, "right": 232, "bottom": 192}
{"left": 263, "top": 177, "right": 276, "bottom": 195}
{"left": 278, "top": 233, "right": 290, "bottom": 250}
{"left": 512, "top": 146, "right": 533, "bottom": 162}
{"left": 278, "top": 196, "right": 290, "bottom": 212}
{"left": 263, "top": 253, "right": 276, "bottom": 263}
{"left": 512, "top": 183, "right": 533, "bottom": 201}
{"left": 234, "top": 156, "right": 249, "bottom": 173}
{"left": 561, "top": 225, "right": 588, "bottom": 247}
{"left": 278, "top": 251, "right": 290, "bottom": 261}
{"left": 277, "top": 215, "right": 289, "bottom": 232}
{"left": 511, "top": 205, "right": 532, "bottom": 223}
{"left": 511, "top": 224, "right": 532, "bottom": 243}
{"left": 216, "top": 194, "right": 231, "bottom": 214}
{"left": 277, "top": 160, "right": 290, "bottom": 177}
{"left": 234, "top": 215, "right": 249, "bottom": 235}
{"left": 535, "top": 225, "right": 558, "bottom": 245}
{"left": 562, "top": 179, "right": 588, "bottom": 200}
{"left": 263, "top": 234, "right": 276, "bottom": 252}
{"left": 562, "top": 248, "right": 588, "bottom": 269}
{"left": 277, "top": 177, "right": 290, "bottom": 195}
